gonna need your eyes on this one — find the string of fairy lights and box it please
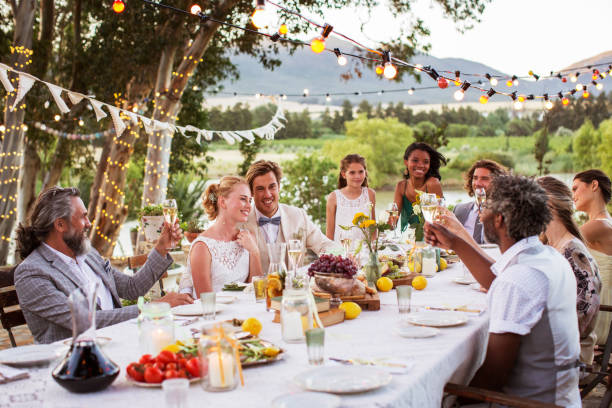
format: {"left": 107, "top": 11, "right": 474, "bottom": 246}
{"left": 110, "top": 0, "right": 612, "bottom": 111}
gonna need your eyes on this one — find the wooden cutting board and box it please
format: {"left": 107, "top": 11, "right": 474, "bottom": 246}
{"left": 311, "top": 290, "right": 380, "bottom": 311}
{"left": 272, "top": 308, "right": 345, "bottom": 327}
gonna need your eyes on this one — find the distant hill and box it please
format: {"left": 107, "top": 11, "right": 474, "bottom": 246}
{"left": 213, "top": 38, "right": 610, "bottom": 107}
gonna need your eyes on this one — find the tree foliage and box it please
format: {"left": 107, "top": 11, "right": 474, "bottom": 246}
{"left": 572, "top": 120, "right": 602, "bottom": 170}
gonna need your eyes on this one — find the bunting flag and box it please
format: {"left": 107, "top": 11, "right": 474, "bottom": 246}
{"left": 0, "top": 64, "right": 14, "bottom": 93}
{"left": 45, "top": 83, "right": 71, "bottom": 114}
{"left": 11, "top": 72, "right": 36, "bottom": 109}
{"left": 0, "top": 62, "right": 286, "bottom": 145}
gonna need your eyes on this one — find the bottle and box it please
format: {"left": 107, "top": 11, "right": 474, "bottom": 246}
{"left": 281, "top": 275, "right": 312, "bottom": 343}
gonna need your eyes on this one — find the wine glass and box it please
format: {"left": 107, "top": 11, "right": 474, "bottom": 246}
{"left": 386, "top": 202, "right": 399, "bottom": 239}
{"left": 420, "top": 193, "right": 438, "bottom": 223}
{"left": 287, "top": 239, "right": 304, "bottom": 278}
{"left": 162, "top": 199, "right": 178, "bottom": 249}
{"left": 433, "top": 197, "right": 446, "bottom": 224}
{"left": 338, "top": 229, "right": 352, "bottom": 259}
{"left": 475, "top": 188, "right": 486, "bottom": 212}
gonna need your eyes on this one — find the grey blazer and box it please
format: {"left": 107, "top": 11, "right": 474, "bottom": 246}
{"left": 453, "top": 201, "right": 484, "bottom": 244}
{"left": 14, "top": 245, "right": 172, "bottom": 344}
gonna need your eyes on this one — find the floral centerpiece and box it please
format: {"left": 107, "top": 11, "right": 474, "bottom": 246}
{"left": 406, "top": 190, "right": 435, "bottom": 242}
{"left": 341, "top": 212, "right": 391, "bottom": 287}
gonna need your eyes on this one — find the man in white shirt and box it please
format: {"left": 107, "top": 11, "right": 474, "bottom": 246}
{"left": 425, "top": 175, "right": 581, "bottom": 407}
{"left": 15, "top": 187, "right": 193, "bottom": 344}
{"left": 452, "top": 159, "right": 507, "bottom": 244}
{"left": 245, "top": 160, "right": 340, "bottom": 272}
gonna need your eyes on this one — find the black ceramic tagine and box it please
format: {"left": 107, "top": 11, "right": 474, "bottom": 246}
{"left": 52, "top": 283, "right": 119, "bottom": 393}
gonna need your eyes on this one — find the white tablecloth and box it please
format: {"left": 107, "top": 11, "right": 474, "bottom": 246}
{"left": 4, "top": 262, "right": 491, "bottom": 408}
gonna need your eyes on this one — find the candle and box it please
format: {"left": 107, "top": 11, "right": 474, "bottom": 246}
{"left": 422, "top": 257, "right": 436, "bottom": 277}
{"left": 282, "top": 311, "right": 304, "bottom": 341}
{"left": 208, "top": 351, "right": 235, "bottom": 388}
{"left": 150, "top": 327, "right": 174, "bottom": 355}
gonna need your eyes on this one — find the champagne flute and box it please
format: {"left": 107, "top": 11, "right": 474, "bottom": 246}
{"left": 162, "top": 199, "right": 178, "bottom": 249}
{"left": 420, "top": 193, "right": 438, "bottom": 223}
{"left": 339, "top": 230, "right": 352, "bottom": 259}
{"left": 386, "top": 202, "right": 399, "bottom": 239}
{"left": 433, "top": 197, "right": 446, "bottom": 224}
{"left": 287, "top": 239, "right": 304, "bottom": 278}
{"left": 475, "top": 188, "right": 486, "bottom": 212}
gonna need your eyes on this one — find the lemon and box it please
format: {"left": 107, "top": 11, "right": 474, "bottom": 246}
{"left": 242, "top": 317, "right": 262, "bottom": 336}
{"left": 412, "top": 276, "right": 427, "bottom": 290}
{"left": 339, "top": 301, "right": 362, "bottom": 319}
{"left": 439, "top": 258, "right": 448, "bottom": 270}
{"left": 263, "top": 347, "right": 281, "bottom": 358}
{"left": 267, "top": 277, "right": 283, "bottom": 298}
{"left": 163, "top": 344, "right": 181, "bottom": 353}
{"left": 376, "top": 277, "right": 393, "bottom": 292}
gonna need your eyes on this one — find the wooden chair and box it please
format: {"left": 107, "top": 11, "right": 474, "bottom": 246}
{"left": 126, "top": 253, "right": 167, "bottom": 296}
{"left": 0, "top": 265, "right": 27, "bottom": 348}
{"left": 580, "top": 304, "right": 612, "bottom": 407}
{"left": 444, "top": 383, "right": 562, "bottom": 407}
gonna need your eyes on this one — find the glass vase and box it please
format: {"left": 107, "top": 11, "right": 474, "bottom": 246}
{"left": 364, "top": 252, "right": 381, "bottom": 288}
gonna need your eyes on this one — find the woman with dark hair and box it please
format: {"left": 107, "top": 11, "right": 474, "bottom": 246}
{"left": 393, "top": 142, "right": 446, "bottom": 234}
{"left": 326, "top": 154, "right": 376, "bottom": 241}
{"left": 572, "top": 169, "right": 612, "bottom": 348}
{"left": 538, "top": 176, "right": 601, "bottom": 364}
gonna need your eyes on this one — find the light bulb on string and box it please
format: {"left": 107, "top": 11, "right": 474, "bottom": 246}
{"left": 333, "top": 48, "right": 347, "bottom": 66}
{"left": 595, "top": 81, "right": 603, "bottom": 91}
{"left": 310, "top": 24, "right": 333, "bottom": 54}
{"left": 562, "top": 97, "right": 570, "bottom": 106}
{"left": 513, "top": 100, "right": 523, "bottom": 110}
{"left": 251, "top": 0, "right": 269, "bottom": 29}
{"left": 78, "top": 119, "right": 85, "bottom": 126}
{"left": 583, "top": 91, "right": 590, "bottom": 99}
{"left": 506, "top": 80, "right": 513, "bottom": 87}
{"left": 112, "top": 0, "right": 125, "bottom": 13}
{"left": 54, "top": 114, "right": 61, "bottom": 121}
{"left": 576, "top": 84, "right": 583, "bottom": 92}
{"left": 408, "top": 88, "right": 414, "bottom": 95}
{"left": 454, "top": 71, "right": 461, "bottom": 86}
{"left": 303, "top": 88, "right": 309, "bottom": 97}
{"left": 485, "top": 74, "right": 498, "bottom": 86}
{"left": 518, "top": 95, "right": 526, "bottom": 103}
{"left": 512, "top": 75, "right": 519, "bottom": 86}
{"left": 278, "top": 24, "right": 288, "bottom": 35}
{"left": 480, "top": 88, "right": 496, "bottom": 104}
{"left": 544, "top": 94, "right": 553, "bottom": 110}
{"left": 375, "top": 65, "right": 384, "bottom": 76}
{"left": 190, "top": 4, "right": 201, "bottom": 15}
{"left": 381, "top": 51, "right": 397, "bottom": 80}
{"left": 325, "top": 94, "right": 331, "bottom": 102}
{"left": 23, "top": 125, "right": 28, "bottom": 131}
{"left": 453, "top": 89, "right": 465, "bottom": 101}
{"left": 437, "top": 77, "right": 448, "bottom": 89}
{"left": 570, "top": 73, "right": 578, "bottom": 82}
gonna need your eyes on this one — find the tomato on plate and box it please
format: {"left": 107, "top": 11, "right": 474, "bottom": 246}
{"left": 165, "top": 363, "right": 177, "bottom": 371}
{"left": 177, "top": 369, "right": 188, "bottom": 378}
{"left": 164, "top": 369, "right": 179, "bottom": 380}
{"left": 185, "top": 357, "right": 200, "bottom": 378}
{"left": 126, "top": 363, "right": 144, "bottom": 382}
{"left": 178, "top": 358, "right": 187, "bottom": 369}
{"left": 144, "top": 366, "right": 163, "bottom": 384}
{"left": 157, "top": 350, "right": 177, "bottom": 364}
{"left": 139, "top": 354, "right": 153, "bottom": 364}
{"left": 154, "top": 361, "right": 165, "bottom": 371}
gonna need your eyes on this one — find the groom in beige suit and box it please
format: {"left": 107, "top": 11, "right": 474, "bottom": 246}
{"left": 245, "top": 160, "right": 340, "bottom": 272}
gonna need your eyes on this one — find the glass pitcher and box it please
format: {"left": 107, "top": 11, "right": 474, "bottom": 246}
{"left": 52, "top": 282, "right": 119, "bottom": 393}
{"left": 281, "top": 279, "right": 313, "bottom": 343}
{"left": 266, "top": 242, "right": 288, "bottom": 311}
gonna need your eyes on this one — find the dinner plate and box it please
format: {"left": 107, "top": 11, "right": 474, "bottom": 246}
{"left": 394, "top": 324, "right": 439, "bottom": 338}
{"left": 216, "top": 294, "right": 238, "bottom": 304}
{"left": 272, "top": 392, "right": 341, "bottom": 408}
{"left": 62, "top": 336, "right": 111, "bottom": 347}
{"left": 0, "top": 344, "right": 63, "bottom": 367}
{"left": 404, "top": 311, "right": 468, "bottom": 328}
{"left": 294, "top": 366, "right": 392, "bottom": 394}
{"left": 172, "top": 302, "right": 226, "bottom": 316}
{"left": 453, "top": 276, "right": 477, "bottom": 285}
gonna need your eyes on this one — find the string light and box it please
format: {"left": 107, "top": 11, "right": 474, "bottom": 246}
{"left": 544, "top": 94, "right": 553, "bottom": 110}
{"left": 375, "top": 65, "right": 384, "bottom": 75}
{"left": 575, "top": 84, "right": 583, "bottom": 92}
{"left": 303, "top": 88, "right": 309, "bottom": 96}
{"left": 480, "top": 88, "right": 496, "bottom": 104}
{"left": 454, "top": 71, "right": 461, "bottom": 86}
{"left": 251, "top": 0, "right": 269, "bottom": 29}
{"left": 485, "top": 73, "right": 498, "bottom": 86}
{"left": 570, "top": 73, "right": 579, "bottom": 82}
{"left": 453, "top": 81, "right": 470, "bottom": 101}
{"left": 438, "top": 77, "right": 448, "bottom": 89}
{"left": 511, "top": 92, "right": 523, "bottom": 110}
{"left": 278, "top": 24, "right": 288, "bottom": 35}
{"left": 382, "top": 51, "right": 397, "bottom": 80}
{"left": 54, "top": 114, "right": 60, "bottom": 121}
{"left": 334, "top": 48, "right": 347, "bottom": 66}
{"left": 190, "top": 4, "right": 201, "bottom": 15}
{"left": 310, "top": 24, "right": 332, "bottom": 54}
{"left": 408, "top": 88, "right": 414, "bottom": 95}
{"left": 325, "top": 94, "right": 331, "bottom": 102}
{"left": 562, "top": 97, "right": 570, "bottom": 106}
{"left": 112, "top": 0, "right": 125, "bottom": 13}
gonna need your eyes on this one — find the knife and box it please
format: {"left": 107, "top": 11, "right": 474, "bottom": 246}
{"left": 426, "top": 306, "right": 482, "bottom": 313}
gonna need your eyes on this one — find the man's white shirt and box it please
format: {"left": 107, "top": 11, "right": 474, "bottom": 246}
{"left": 254, "top": 207, "right": 280, "bottom": 244}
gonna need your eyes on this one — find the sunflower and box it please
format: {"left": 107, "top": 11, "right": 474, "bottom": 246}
{"left": 352, "top": 212, "right": 368, "bottom": 225}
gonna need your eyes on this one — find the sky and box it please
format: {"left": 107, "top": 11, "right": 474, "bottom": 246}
{"left": 303, "top": 0, "right": 612, "bottom": 76}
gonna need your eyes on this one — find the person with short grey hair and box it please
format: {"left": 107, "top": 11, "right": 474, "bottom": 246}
{"left": 425, "top": 175, "right": 581, "bottom": 407}
{"left": 14, "top": 186, "right": 193, "bottom": 344}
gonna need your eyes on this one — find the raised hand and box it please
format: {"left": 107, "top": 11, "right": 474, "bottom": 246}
{"left": 423, "top": 221, "right": 457, "bottom": 250}
{"left": 236, "top": 230, "right": 259, "bottom": 255}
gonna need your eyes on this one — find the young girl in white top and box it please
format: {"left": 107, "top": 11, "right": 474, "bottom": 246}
{"left": 326, "top": 154, "right": 376, "bottom": 242}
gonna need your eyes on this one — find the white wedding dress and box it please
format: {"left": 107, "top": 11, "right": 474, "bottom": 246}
{"left": 179, "top": 236, "right": 250, "bottom": 297}
{"left": 332, "top": 187, "right": 372, "bottom": 243}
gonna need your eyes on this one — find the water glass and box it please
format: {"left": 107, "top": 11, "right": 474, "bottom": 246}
{"left": 162, "top": 378, "right": 189, "bottom": 408}
{"left": 200, "top": 292, "right": 216, "bottom": 320}
{"left": 305, "top": 328, "right": 325, "bottom": 365}
{"left": 252, "top": 276, "right": 266, "bottom": 303}
{"left": 396, "top": 285, "right": 412, "bottom": 319}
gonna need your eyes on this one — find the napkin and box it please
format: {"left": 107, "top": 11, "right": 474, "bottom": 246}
{"left": 0, "top": 364, "right": 29, "bottom": 383}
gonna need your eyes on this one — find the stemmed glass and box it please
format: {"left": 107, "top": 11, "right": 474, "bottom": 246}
{"left": 420, "top": 193, "right": 438, "bottom": 224}
{"left": 162, "top": 199, "right": 178, "bottom": 249}
{"left": 338, "top": 229, "right": 352, "bottom": 259}
{"left": 475, "top": 188, "right": 487, "bottom": 212}
{"left": 386, "top": 202, "right": 399, "bottom": 239}
{"left": 287, "top": 239, "right": 304, "bottom": 278}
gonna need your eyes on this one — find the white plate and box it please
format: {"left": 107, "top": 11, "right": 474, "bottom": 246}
{"left": 216, "top": 294, "right": 238, "bottom": 304}
{"left": 294, "top": 366, "right": 392, "bottom": 394}
{"left": 394, "top": 324, "right": 439, "bottom": 338}
{"left": 0, "top": 344, "right": 63, "bottom": 367}
{"left": 172, "top": 302, "right": 226, "bottom": 316}
{"left": 272, "top": 392, "right": 341, "bottom": 408}
{"left": 404, "top": 311, "right": 468, "bottom": 328}
{"left": 453, "top": 277, "right": 477, "bottom": 285}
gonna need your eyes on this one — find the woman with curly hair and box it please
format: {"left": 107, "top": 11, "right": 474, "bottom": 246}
{"left": 393, "top": 142, "right": 447, "bottom": 235}
{"left": 179, "top": 176, "right": 262, "bottom": 296}
{"left": 538, "top": 176, "right": 601, "bottom": 364}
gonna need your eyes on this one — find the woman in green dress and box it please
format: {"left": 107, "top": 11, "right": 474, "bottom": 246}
{"left": 393, "top": 142, "right": 446, "bottom": 240}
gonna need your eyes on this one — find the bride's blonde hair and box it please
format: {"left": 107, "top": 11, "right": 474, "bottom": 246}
{"left": 202, "top": 176, "right": 247, "bottom": 220}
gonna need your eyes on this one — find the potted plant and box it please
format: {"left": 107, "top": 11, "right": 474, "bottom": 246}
{"left": 181, "top": 220, "right": 204, "bottom": 243}
{"left": 138, "top": 205, "right": 164, "bottom": 242}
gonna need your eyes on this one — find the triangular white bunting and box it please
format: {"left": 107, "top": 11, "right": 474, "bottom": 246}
{"left": 11, "top": 73, "right": 36, "bottom": 109}
{"left": 126, "top": 111, "right": 139, "bottom": 125}
{"left": 67, "top": 91, "right": 84, "bottom": 105}
{"left": 142, "top": 117, "right": 154, "bottom": 134}
{"left": 0, "top": 65, "right": 14, "bottom": 93}
{"left": 108, "top": 106, "right": 126, "bottom": 137}
{"left": 89, "top": 99, "right": 107, "bottom": 121}
{"left": 219, "top": 131, "right": 235, "bottom": 144}
{"left": 45, "top": 83, "right": 71, "bottom": 114}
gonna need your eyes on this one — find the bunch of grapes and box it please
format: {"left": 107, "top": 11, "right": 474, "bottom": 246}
{"left": 308, "top": 254, "right": 357, "bottom": 278}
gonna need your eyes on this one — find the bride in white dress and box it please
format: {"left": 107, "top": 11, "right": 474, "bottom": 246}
{"left": 179, "top": 176, "right": 262, "bottom": 296}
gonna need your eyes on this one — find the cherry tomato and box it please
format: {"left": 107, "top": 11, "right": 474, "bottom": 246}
{"left": 139, "top": 354, "right": 153, "bottom": 364}
{"left": 177, "top": 369, "right": 188, "bottom": 378}
{"left": 164, "top": 369, "right": 179, "bottom": 380}
{"left": 165, "top": 363, "right": 177, "bottom": 371}
{"left": 144, "top": 366, "right": 163, "bottom": 384}
{"left": 178, "top": 358, "right": 188, "bottom": 369}
{"left": 126, "top": 363, "right": 145, "bottom": 382}
{"left": 154, "top": 361, "right": 165, "bottom": 371}
{"left": 157, "top": 350, "right": 178, "bottom": 364}
{"left": 185, "top": 357, "right": 200, "bottom": 378}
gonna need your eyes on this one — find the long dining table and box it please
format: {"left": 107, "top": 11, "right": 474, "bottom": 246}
{"left": 2, "top": 256, "right": 496, "bottom": 408}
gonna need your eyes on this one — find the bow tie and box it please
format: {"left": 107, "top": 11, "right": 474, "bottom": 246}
{"left": 258, "top": 216, "right": 281, "bottom": 226}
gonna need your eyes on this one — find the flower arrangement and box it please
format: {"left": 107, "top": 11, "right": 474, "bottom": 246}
{"left": 409, "top": 191, "right": 425, "bottom": 242}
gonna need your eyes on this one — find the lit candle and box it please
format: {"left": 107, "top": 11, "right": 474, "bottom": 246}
{"left": 150, "top": 327, "right": 174, "bottom": 354}
{"left": 282, "top": 311, "right": 305, "bottom": 341}
{"left": 208, "top": 351, "right": 235, "bottom": 388}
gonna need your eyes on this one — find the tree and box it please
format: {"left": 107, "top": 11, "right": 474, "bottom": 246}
{"left": 572, "top": 120, "right": 601, "bottom": 171}
{"left": 413, "top": 121, "right": 448, "bottom": 149}
{"left": 506, "top": 118, "right": 533, "bottom": 137}
{"left": 356, "top": 100, "right": 373, "bottom": 118}
{"left": 340, "top": 99, "right": 353, "bottom": 126}
{"left": 597, "top": 119, "right": 612, "bottom": 179}
{"left": 534, "top": 127, "right": 551, "bottom": 176}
